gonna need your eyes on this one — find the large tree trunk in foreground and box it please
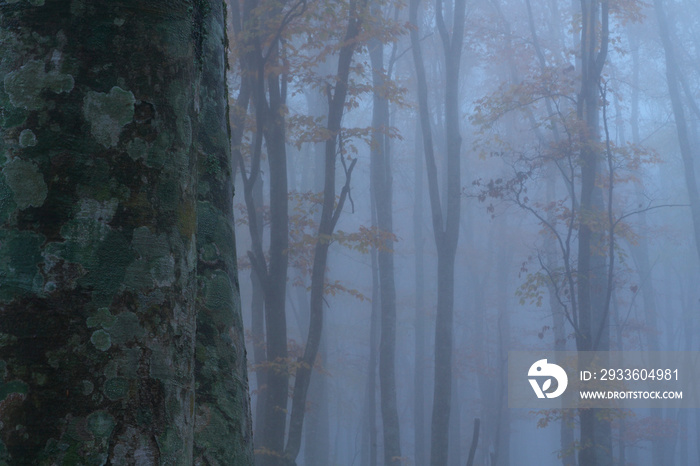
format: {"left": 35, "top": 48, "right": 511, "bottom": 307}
{"left": 193, "top": 1, "right": 254, "bottom": 462}
{"left": 0, "top": 1, "right": 252, "bottom": 463}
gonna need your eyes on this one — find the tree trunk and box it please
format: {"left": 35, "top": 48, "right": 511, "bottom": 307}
{"left": 369, "top": 12, "right": 402, "bottom": 464}
{"left": 303, "top": 338, "right": 330, "bottom": 466}
{"left": 362, "top": 206, "right": 380, "bottom": 466}
{"left": 576, "top": 2, "right": 612, "bottom": 465}
{"left": 413, "top": 119, "right": 427, "bottom": 466}
{"left": 194, "top": 1, "right": 254, "bottom": 462}
{"left": 284, "top": 1, "right": 366, "bottom": 462}
{"left": 232, "top": 1, "right": 291, "bottom": 462}
{"left": 0, "top": 1, "right": 252, "bottom": 463}
{"left": 653, "top": 0, "right": 700, "bottom": 261}
{"left": 250, "top": 174, "right": 267, "bottom": 445}
{"left": 260, "top": 62, "right": 291, "bottom": 466}
{"left": 410, "top": 0, "right": 466, "bottom": 463}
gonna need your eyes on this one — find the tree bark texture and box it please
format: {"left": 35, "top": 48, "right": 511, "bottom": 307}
{"left": 0, "top": 1, "right": 252, "bottom": 464}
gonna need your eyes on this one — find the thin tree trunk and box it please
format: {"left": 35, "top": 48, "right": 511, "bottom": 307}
{"left": 413, "top": 119, "right": 427, "bottom": 466}
{"left": 364, "top": 196, "right": 381, "bottom": 466}
{"left": 250, "top": 174, "right": 267, "bottom": 445}
{"left": 448, "top": 375, "right": 462, "bottom": 466}
{"left": 232, "top": 1, "right": 292, "bottom": 463}
{"left": 369, "top": 12, "right": 402, "bottom": 464}
{"left": 653, "top": 0, "right": 700, "bottom": 261}
{"left": 576, "top": 2, "right": 612, "bottom": 465}
{"left": 260, "top": 60, "right": 291, "bottom": 466}
{"left": 410, "top": 0, "right": 466, "bottom": 463}
{"left": 304, "top": 338, "right": 330, "bottom": 465}
{"left": 284, "top": 2, "right": 366, "bottom": 462}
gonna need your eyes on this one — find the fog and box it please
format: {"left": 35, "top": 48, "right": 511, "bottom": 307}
{"left": 229, "top": 0, "right": 700, "bottom": 464}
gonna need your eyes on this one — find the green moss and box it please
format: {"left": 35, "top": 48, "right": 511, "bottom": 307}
{"left": 90, "top": 330, "right": 111, "bottom": 351}
{"left": 177, "top": 202, "right": 196, "bottom": 239}
{"left": 3, "top": 59, "right": 74, "bottom": 110}
{"left": 90, "top": 230, "right": 133, "bottom": 307}
{"left": 0, "top": 230, "right": 44, "bottom": 301}
{"left": 81, "top": 380, "right": 94, "bottom": 396}
{"left": 18, "top": 129, "right": 36, "bottom": 147}
{"left": 131, "top": 226, "right": 169, "bottom": 260}
{"left": 86, "top": 411, "right": 115, "bottom": 438}
{"left": 103, "top": 377, "right": 129, "bottom": 401}
{"left": 126, "top": 137, "right": 148, "bottom": 161}
{"left": 108, "top": 312, "right": 144, "bottom": 346}
{"left": 157, "top": 428, "right": 184, "bottom": 455}
{"left": 157, "top": 178, "right": 178, "bottom": 211}
{"left": 177, "top": 115, "right": 192, "bottom": 148}
{"left": 86, "top": 308, "right": 115, "bottom": 329}
{"left": 82, "top": 86, "right": 135, "bottom": 148}
{"left": 0, "top": 380, "right": 28, "bottom": 401}
{"left": 0, "top": 174, "right": 15, "bottom": 224}
{"left": 151, "top": 255, "right": 175, "bottom": 287}
{"left": 47, "top": 218, "right": 110, "bottom": 266}
{"left": 116, "top": 347, "right": 141, "bottom": 378}
{"left": 76, "top": 198, "right": 119, "bottom": 223}
{"left": 31, "top": 372, "right": 47, "bottom": 386}
{"left": 0, "top": 333, "right": 17, "bottom": 348}
{"left": 0, "top": 439, "right": 8, "bottom": 464}
{"left": 204, "top": 154, "right": 220, "bottom": 175}
{"left": 149, "top": 346, "right": 173, "bottom": 382}
{"left": 122, "top": 259, "right": 152, "bottom": 290}
{"left": 203, "top": 271, "right": 234, "bottom": 326}
{"left": 2, "top": 158, "right": 48, "bottom": 209}
{"left": 196, "top": 201, "right": 234, "bottom": 271}
{"left": 195, "top": 342, "right": 207, "bottom": 363}
{"left": 45, "top": 222, "right": 133, "bottom": 306}
{"left": 200, "top": 244, "right": 218, "bottom": 262}
{"left": 136, "top": 408, "right": 153, "bottom": 426}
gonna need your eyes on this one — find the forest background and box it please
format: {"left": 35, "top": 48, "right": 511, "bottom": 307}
{"left": 229, "top": 0, "right": 700, "bottom": 465}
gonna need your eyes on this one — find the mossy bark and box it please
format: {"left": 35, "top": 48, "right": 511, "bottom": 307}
{"left": 0, "top": 1, "right": 252, "bottom": 464}
{"left": 192, "top": 0, "right": 253, "bottom": 464}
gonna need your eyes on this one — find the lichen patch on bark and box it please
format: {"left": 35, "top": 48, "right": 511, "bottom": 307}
{"left": 2, "top": 158, "right": 47, "bottom": 209}
{"left": 83, "top": 86, "right": 135, "bottom": 148}
{"left": 3, "top": 59, "right": 73, "bottom": 111}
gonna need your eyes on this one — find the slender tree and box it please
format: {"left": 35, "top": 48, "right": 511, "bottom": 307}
{"left": 412, "top": 119, "right": 427, "bottom": 466}
{"left": 410, "top": 0, "right": 466, "bottom": 463}
{"left": 576, "top": 1, "right": 612, "bottom": 464}
{"left": 232, "top": 1, "right": 308, "bottom": 462}
{"left": 369, "top": 3, "right": 402, "bottom": 463}
{"left": 653, "top": 0, "right": 700, "bottom": 261}
{"left": 284, "top": 0, "right": 366, "bottom": 462}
